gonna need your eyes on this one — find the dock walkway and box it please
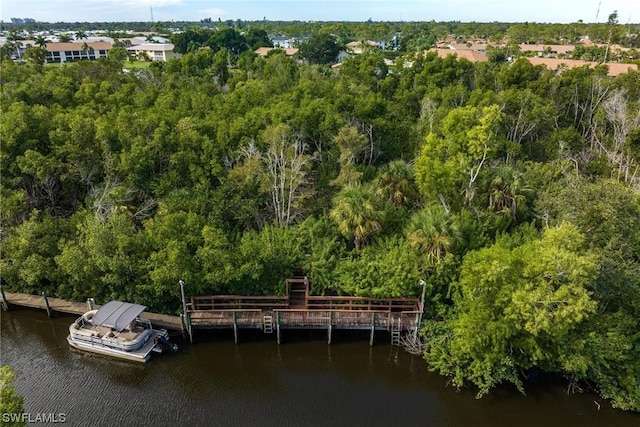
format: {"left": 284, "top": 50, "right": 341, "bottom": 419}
{"left": 2, "top": 291, "right": 181, "bottom": 331}
{"left": 184, "top": 277, "right": 424, "bottom": 345}
{"left": 2, "top": 276, "right": 425, "bottom": 346}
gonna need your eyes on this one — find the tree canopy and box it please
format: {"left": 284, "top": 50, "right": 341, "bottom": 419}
{"left": 1, "top": 26, "right": 639, "bottom": 411}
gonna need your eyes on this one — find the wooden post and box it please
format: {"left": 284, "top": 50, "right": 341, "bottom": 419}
{"left": 0, "top": 285, "right": 8, "bottom": 311}
{"left": 86, "top": 298, "right": 95, "bottom": 311}
{"left": 369, "top": 312, "right": 376, "bottom": 346}
{"left": 416, "top": 279, "right": 427, "bottom": 339}
{"left": 328, "top": 311, "right": 333, "bottom": 345}
{"left": 180, "top": 313, "right": 186, "bottom": 339}
{"left": 187, "top": 311, "right": 193, "bottom": 343}
{"left": 233, "top": 311, "right": 238, "bottom": 344}
{"left": 276, "top": 311, "right": 281, "bottom": 345}
{"left": 42, "top": 291, "right": 52, "bottom": 317}
{"left": 180, "top": 280, "right": 192, "bottom": 343}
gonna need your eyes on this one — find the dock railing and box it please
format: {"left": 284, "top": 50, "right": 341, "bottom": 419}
{"left": 186, "top": 295, "right": 422, "bottom": 331}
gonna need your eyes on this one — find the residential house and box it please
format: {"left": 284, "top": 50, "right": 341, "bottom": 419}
{"left": 44, "top": 41, "right": 111, "bottom": 63}
{"left": 254, "top": 47, "right": 299, "bottom": 57}
{"left": 126, "top": 43, "right": 179, "bottom": 61}
{"left": 524, "top": 57, "right": 638, "bottom": 76}
{"left": 345, "top": 40, "right": 380, "bottom": 54}
{"left": 426, "top": 48, "right": 489, "bottom": 62}
{"left": 518, "top": 44, "right": 575, "bottom": 57}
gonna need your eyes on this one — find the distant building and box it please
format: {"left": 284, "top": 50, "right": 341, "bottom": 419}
{"left": 336, "top": 51, "right": 350, "bottom": 63}
{"left": 345, "top": 40, "right": 380, "bottom": 54}
{"left": 518, "top": 44, "right": 575, "bottom": 57}
{"left": 10, "top": 17, "right": 36, "bottom": 24}
{"left": 126, "top": 43, "right": 179, "bottom": 61}
{"left": 44, "top": 41, "right": 111, "bottom": 63}
{"left": 426, "top": 48, "right": 489, "bottom": 62}
{"left": 254, "top": 47, "right": 299, "bottom": 57}
{"left": 270, "top": 35, "right": 307, "bottom": 49}
{"left": 524, "top": 57, "right": 638, "bottom": 76}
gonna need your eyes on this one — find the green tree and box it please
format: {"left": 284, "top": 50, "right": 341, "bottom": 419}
{"left": 374, "top": 160, "right": 418, "bottom": 209}
{"left": 334, "top": 236, "right": 423, "bottom": 297}
{"left": 81, "top": 42, "right": 90, "bottom": 60}
{"left": 245, "top": 28, "right": 273, "bottom": 50}
{"left": 423, "top": 223, "right": 599, "bottom": 397}
{"left": 405, "top": 205, "right": 463, "bottom": 266}
{"left": 298, "top": 33, "right": 339, "bottom": 65}
{"left": 143, "top": 210, "right": 206, "bottom": 310}
{"left": 23, "top": 46, "right": 47, "bottom": 67}
{"left": 415, "top": 104, "right": 505, "bottom": 211}
{"left": 0, "top": 212, "right": 72, "bottom": 295}
{"left": 107, "top": 46, "right": 129, "bottom": 64}
{"left": 330, "top": 183, "right": 384, "bottom": 250}
{"left": 482, "top": 165, "right": 533, "bottom": 226}
{"left": 206, "top": 27, "right": 247, "bottom": 58}
{"left": 331, "top": 125, "right": 368, "bottom": 186}
{"left": 56, "top": 211, "right": 148, "bottom": 303}
{"left": 34, "top": 35, "right": 47, "bottom": 48}
{"left": 0, "top": 366, "right": 25, "bottom": 427}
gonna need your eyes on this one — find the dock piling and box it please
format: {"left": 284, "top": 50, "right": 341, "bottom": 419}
{"left": 87, "top": 298, "right": 95, "bottom": 311}
{"left": 233, "top": 312, "right": 238, "bottom": 344}
{"left": 0, "top": 285, "right": 8, "bottom": 311}
{"left": 370, "top": 313, "right": 376, "bottom": 346}
{"left": 180, "top": 280, "right": 193, "bottom": 343}
{"left": 42, "top": 291, "right": 52, "bottom": 317}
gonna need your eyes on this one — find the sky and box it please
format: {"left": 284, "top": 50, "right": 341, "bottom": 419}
{"left": 1, "top": 0, "right": 639, "bottom": 24}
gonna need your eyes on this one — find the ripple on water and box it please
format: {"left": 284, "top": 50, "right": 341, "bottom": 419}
{"left": 2, "top": 309, "right": 640, "bottom": 427}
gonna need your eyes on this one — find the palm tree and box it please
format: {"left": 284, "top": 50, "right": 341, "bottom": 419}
{"left": 75, "top": 30, "right": 88, "bottom": 40}
{"left": 34, "top": 35, "right": 47, "bottom": 48}
{"left": 81, "top": 42, "right": 90, "bottom": 60}
{"left": 58, "top": 33, "right": 71, "bottom": 43}
{"left": 405, "top": 205, "right": 462, "bottom": 266}
{"left": 485, "top": 166, "right": 532, "bottom": 224}
{"left": 330, "top": 184, "right": 384, "bottom": 250}
{"left": 24, "top": 45, "right": 47, "bottom": 67}
{"left": 6, "top": 30, "right": 23, "bottom": 59}
{"left": 375, "top": 160, "right": 418, "bottom": 209}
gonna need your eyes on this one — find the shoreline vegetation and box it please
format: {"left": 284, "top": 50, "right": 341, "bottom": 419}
{"left": 1, "top": 20, "right": 639, "bottom": 412}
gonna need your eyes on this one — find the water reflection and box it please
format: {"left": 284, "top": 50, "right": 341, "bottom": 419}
{"left": 2, "top": 308, "right": 639, "bottom": 427}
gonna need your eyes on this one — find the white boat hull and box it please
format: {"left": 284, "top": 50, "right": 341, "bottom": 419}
{"left": 67, "top": 301, "right": 176, "bottom": 362}
{"left": 67, "top": 333, "right": 157, "bottom": 362}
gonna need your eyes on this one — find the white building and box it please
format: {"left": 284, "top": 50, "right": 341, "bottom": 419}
{"left": 44, "top": 41, "right": 111, "bottom": 62}
{"left": 126, "top": 43, "right": 179, "bottom": 61}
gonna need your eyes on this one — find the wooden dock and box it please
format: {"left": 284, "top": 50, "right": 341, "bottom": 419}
{"left": 184, "top": 277, "right": 424, "bottom": 345}
{"left": 1, "top": 291, "right": 182, "bottom": 331}
{"left": 2, "top": 276, "right": 426, "bottom": 346}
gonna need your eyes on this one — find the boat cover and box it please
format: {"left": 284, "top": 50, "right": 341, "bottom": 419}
{"left": 92, "top": 301, "right": 147, "bottom": 332}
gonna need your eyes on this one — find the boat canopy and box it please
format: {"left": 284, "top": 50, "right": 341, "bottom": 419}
{"left": 92, "top": 301, "right": 147, "bottom": 332}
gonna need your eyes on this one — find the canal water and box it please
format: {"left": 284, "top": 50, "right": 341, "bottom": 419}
{"left": 2, "top": 308, "right": 639, "bottom": 427}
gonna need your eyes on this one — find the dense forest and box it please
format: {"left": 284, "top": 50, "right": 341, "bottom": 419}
{"left": 1, "top": 25, "right": 639, "bottom": 411}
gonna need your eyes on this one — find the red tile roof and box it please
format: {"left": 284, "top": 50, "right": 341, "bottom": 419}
{"left": 426, "top": 48, "right": 488, "bottom": 62}
{"left": 525, "top": 57, "right": 638, "bottom": 76}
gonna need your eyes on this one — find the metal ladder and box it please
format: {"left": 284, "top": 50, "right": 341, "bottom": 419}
{"left": 263, "top": 314, "right": 274, "bottom": 334}
{"left": 390, "top": 316, "right": 401, "bottom": 346}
